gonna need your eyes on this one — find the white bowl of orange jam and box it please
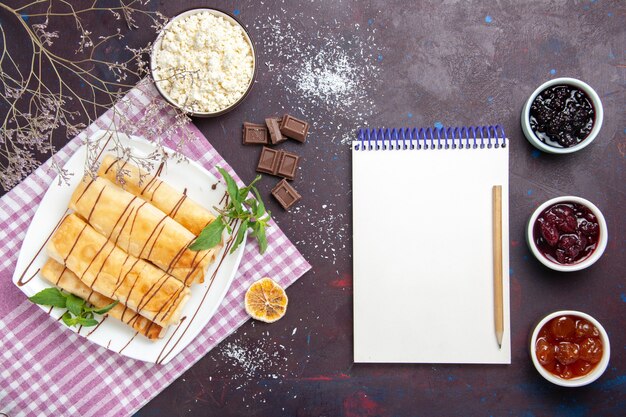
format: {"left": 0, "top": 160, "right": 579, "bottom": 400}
{"left": 530, "top": 310, "right": 610, "bottom": 387}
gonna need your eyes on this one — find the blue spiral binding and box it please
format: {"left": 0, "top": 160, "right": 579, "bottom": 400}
{"left": 355, "top": 125, "right": 506, "bottom": 151}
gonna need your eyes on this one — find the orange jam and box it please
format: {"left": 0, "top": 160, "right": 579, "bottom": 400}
{"left": 535, "top": 315, "right": 603, "bottom": 379}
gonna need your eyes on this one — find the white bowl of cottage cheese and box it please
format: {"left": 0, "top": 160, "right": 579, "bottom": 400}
{"left": 150, "top": 9, "right": 256, "bottom": 116}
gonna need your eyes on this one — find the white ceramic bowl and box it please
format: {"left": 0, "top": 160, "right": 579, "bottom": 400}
{"left": 521, "top": 77, "right": 603, "bottom": 154}
{"left": 150, "top": 8, "right": 256, "bottom": 117}
{"left": 527, "top": 196, "right": 607, "bottom": 272}
{"left": 530, "top": 310, "right": 610, "bottom": 387}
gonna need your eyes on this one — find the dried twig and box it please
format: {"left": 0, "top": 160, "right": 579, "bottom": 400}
{"left": 0, "top": 1, "right": 194, "bottom": 191}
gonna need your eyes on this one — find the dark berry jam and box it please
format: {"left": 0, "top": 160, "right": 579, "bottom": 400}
{"left": 535, "top": 315, "right": 603, "bottom": 379}
{"left": 529, "top": 85, "right": 594, "bottom": 148}
{"left": 533, "top": 202, "right": 599, "bottom": 265}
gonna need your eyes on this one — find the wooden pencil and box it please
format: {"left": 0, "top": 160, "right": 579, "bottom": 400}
{"left": 492, "top": 185, "right": 504, "bottom": 349}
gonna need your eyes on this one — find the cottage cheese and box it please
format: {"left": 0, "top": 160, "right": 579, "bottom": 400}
{"left": 153, "top": 12, "right": 254, "bottom": 113}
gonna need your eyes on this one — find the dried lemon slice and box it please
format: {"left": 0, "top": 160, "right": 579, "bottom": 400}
{"left": 244, "top": 277, "right": 288, "bottom": 323}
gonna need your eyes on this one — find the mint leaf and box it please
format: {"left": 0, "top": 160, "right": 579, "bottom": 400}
{"left": 193, "top": 170, "right": 271, "bottom": 254}
{"left": 76, "top": 317, "right": 99, "bottom": 327}
{"left": 61, "top": 311, "right": 77, "bottom": 327}
{"left": 231, "top": 219, "right": 249, "bottom": 254}
{"left": 252, "top": 187, "right": 266, "bottom": 219}
{"left": 66, "top": 293, "right": 85, "bottom": 316}
{"left": 256, "top": 223, "right": 268, "bottom": 254}
{"left": 217, "top": 167, "right": 241, "bottom": 211}
{"left": 245, "top": 197, "right": 258, "bottom": 214}
{"left": 190, "top": 217, "right": 225, "bottom": 250}
{"left": 91, "top": 301, "right": 118, "bottom": 315}
{"left": 250, "top": 221, "right": 268, "bottom": 254}
{"left": 29, "top": 287, "right": 68, "bottom": 308}
{"left": 239, "top": 175, "right": 262, "bottom": 199}
{"left": 34, "top": 289, "right": 115, "bottom": 329}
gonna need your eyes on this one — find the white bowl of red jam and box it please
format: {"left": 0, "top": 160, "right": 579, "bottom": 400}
{"left": 521, "top": 77, "right": 603, "bottom": 154}
{"left": 527, "top": 196, "right": 607, "bottom": 272}
{"left": 531, "top": 310, "right": 610, "bottom": 387}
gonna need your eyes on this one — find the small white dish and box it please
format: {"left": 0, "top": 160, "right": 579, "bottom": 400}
{"left": 521, "top": 77, "right": 603, "bottom": 154}
{"left": 150, "top": 8, "right": 256, "bottom": 117}
{"left": 526, "top": 196, "right": 607, "bottom": 272}
{"left": 530, "top": 310, "right": 610, "bottom": 387}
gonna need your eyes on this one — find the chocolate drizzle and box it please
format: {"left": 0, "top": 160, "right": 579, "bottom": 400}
{"left": 166, "top": 244, "right": 190, "bottom": 276}
{"left": 155, "top": 285, "right": 186, "bottom": 323}
{"left": 74, "top": 178, "right": 96, "bottom": 205}
{"left": 140, "top": 162, "right": 165, "bottom": 196}
{"left": 181, "top": 250, "right": 209, "bottom": 286}
{"left": 156, "top": 221, "right": 240, "bottom": 365}
{"left": 86, "top": 315, "right": 107, "bottom": 337}
{"left": 141, "top": 215, "right": 168, "bottom": 258}
{"left": 150, "top": 315, "right": 187, "bottom": 358}
{"left": 63, "top": 222, "right": 88, "bottom": 264}
{"left": 123, "top": 269, "right": 144, "bottom": 311}
{"left": 152, "top": 181, "right": 164, "bottom": 196}
{"left": 112, "top": 258, "right": 140, "bottom": 297}
{"left": 103, "top": 157, "right": 127, "bottom": 175}
{"left": 135, "top": 272, "right": 170, "bottom": 313}
{"left": 219, "top": 191, "right": 229, "bottom": 206}
{"left": 54, "top": 265, "right": 68, "bottom": 285}
{"left": 17, "top": 211, "right": 69, "bottom": 287}
{"left": 118, "top": 331, "right": 139, "bottom": 354}
{"left": 144, "top": 221, "right": 167, "bottom": 259}
{"left": 86, "top": 186, "right": 105, "bottom": 222}
{"left": 20, "top": 269, "right": 40, "bottom": 288}
{"left": 120, "top": 305, "right": 130, "bottom": 322}
{"left": 168, "top": 188, "right": 188, "bottom": 219}
{"left": 125, "top": 312, "right": 142, "bottom": 327}
{"left": 81, "top": 236, "right": 113, "bottom": 289}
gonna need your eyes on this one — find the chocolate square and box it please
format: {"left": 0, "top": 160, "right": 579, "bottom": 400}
{"left": 276, "top": 151, "right": 299, "bottom": 180}
{"left": 280, "top": 115, "right": 309, "bottom": 143}
{"left": 256, "top": 147, "right": 281, "bottom": 175}
{"left": 256, "top": 148, "right": 300, "bottom": 179}
{"left": 243, "top": 122, "right": 269, "bottom": 145}
{"left": 265, "top": 117, "right": 287, "bottom": 144}
{"left": 271, "top": 179, "right": 301, "bottom": 210}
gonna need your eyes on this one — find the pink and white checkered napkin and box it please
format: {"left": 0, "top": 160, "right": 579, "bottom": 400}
{"left": 0, "top": 82, "right": 311, "bottom": 417}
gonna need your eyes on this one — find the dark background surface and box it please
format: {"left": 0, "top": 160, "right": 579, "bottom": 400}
{"left": 2, "top": 1, "right": 625, "bottom": 416}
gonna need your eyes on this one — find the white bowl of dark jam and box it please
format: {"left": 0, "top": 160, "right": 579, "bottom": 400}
{"left": 527, "top": 196, "right": 608, "bottom": 272}
{"left": 521, "top": 78, "right": 603, "bottom": 154}
{"left": 530, "top": 310, "right": 610, "bottom": 387}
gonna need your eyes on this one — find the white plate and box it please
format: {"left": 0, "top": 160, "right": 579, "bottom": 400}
{"left": 12, "top": 130, "right": 246, "bottom": 364}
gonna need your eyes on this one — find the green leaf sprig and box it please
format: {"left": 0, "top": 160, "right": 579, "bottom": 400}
{"left": 190, "top": 167, "right": 271, "bottom": 254}
{"left": 29, "top": 287, "right": 118, "bottom": 328}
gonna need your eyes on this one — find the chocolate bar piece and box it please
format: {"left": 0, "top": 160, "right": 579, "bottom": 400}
{"left": 242, "top": 122, "right": 269, "bottom": 145}
{"left": 280, "top": 115, "right": 309, "bottom": 143}
{"left": 276, "top": 152, "right": 299, "bottom": 180}
{"left": 256, "top": 147, "right": 300, "bottom": 180}
{"left": 266, "top": 117, "right": 287, "bottom": 144}
{"left": 271, "top": 179, "right": 301, "bottom": 210}
{"left": 256, "top": 147, "right": 281, "bottom": 175}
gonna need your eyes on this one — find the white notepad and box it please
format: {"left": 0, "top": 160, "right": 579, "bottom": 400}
{"left": 352, "top": 126, "right": 511, "bottom": 364}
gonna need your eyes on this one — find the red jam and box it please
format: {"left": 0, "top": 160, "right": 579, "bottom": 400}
{"left": 535, "top": 315, "right": 603, "bottom": 379}
{"left": 533, "top": 202, "right": 599, "bottom": 265}
{"left": 529, "top": 85, "right": 595, "bottom": 148}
